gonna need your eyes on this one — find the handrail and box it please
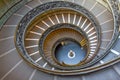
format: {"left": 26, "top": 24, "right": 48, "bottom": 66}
{"left": 0, "top": 0, "right": 28, "bottom": 30}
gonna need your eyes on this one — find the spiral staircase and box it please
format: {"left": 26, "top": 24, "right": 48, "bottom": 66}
{"left": 0, "top": 0, "right": 120, "bottom": 80}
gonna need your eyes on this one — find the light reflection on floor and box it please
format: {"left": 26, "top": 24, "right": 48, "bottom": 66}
{"left": 55, "top": 41, "right": 86, "bottom": 65}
